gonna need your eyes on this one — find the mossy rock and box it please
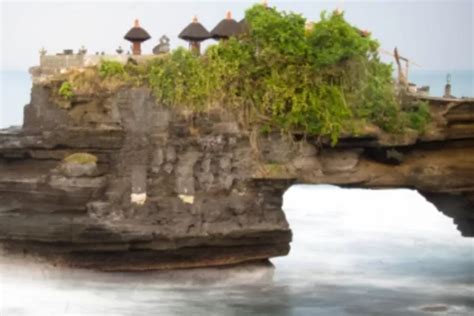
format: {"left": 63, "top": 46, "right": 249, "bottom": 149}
{"left": 254, "top": 163, "right": 293, "bottom": 179}
{"left": 60, "top": 153, "right": 98, "bottom": 178}
{"left": 63, "top": 153, "right": 98, "bottom": 165}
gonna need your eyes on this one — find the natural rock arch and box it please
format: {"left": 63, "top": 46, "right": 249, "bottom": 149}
{"left": 0, "top": 85, "right": 472, "bottom": 270}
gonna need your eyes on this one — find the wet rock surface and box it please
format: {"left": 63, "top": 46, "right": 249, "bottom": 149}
{"left": 1, "top": 84, "right": 473, "bottom": 270}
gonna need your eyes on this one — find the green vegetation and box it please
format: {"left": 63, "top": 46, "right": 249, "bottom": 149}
{"left": 67, "top": 4, "right": 431, "bottom": 144}
{"left": 58, "top": 81, "right": 74, "bottom": 100}
{"left": 403, "top": 100, "right": 431, "bottom": 132}
{"left": 99, "top": 60, "right": 127, "bottom": 79}
{"left": 59, "top": 61, "right": 133, "bottom": 96}
{"left": 148, "top": 48, "right": 210, "bottom": 110}
{"left": 63, "top": 153, "right": 98, "bottom": 165}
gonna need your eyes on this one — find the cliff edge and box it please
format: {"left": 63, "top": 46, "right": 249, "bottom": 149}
{"left": 1, "top": 81, "right": 473, "bottom": 271}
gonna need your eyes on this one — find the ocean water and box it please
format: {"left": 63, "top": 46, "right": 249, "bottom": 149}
{"left": 409, "top": 70, "right": 473, "bottom": 98}
{"left": 1, "top": 186, "right": 473, "bottom": 315}
{"left": 0, "top": 69, "right": 473, "bottom": 128}
{"left": 0, "top": 71, "right": 473, "bottom": 315}
{"left": 0, "top": 71, "right": 32, "bottom": 128}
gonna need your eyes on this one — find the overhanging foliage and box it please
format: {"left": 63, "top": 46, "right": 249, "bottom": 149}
{"left": 64, "top": 4, "right": 430, "bottom": 144}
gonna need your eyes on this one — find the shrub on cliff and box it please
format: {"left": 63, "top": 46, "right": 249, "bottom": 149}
{"left": 99, "top": 60, "right": 126, "bottom": 79}
{"left": 306, "top": 11, "right": 378, "bottom": 68}
{"left": 404, "top": 100, "right": 431, "bottom": 131}
{"left": 100, "top": 4, "right": 429, "bottom": 143}
{"left": 58, "top": 81, "right": 74, "bottom": 100}
{"left": 148, "top": 48, "right": 210, "bottom": 110}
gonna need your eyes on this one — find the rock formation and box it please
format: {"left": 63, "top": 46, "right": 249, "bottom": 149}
{"left": 1, "top": 80, "right": 473, "bottom": 271}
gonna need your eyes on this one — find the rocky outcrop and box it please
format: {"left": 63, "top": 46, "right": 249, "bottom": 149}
{"left": 1, "top": 83, "right": 473, "bottom": 271}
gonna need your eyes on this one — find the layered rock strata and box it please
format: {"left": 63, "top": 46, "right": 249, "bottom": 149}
{"left": 1, "top": 83, "right": 473, "bottom": 271}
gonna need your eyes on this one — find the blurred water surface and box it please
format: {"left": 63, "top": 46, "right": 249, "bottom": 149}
{"left": 1, "top": 185, "right": 473, "bottom": 316}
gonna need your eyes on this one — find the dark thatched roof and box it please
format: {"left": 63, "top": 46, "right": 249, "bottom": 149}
{"left": 124, "top": 20, "right": 151, "bottom": 42}
{"left": 179, "top": 18, "right": 211, "bottom": 42}
{"left": 211, "top": 12, "right": 240, "bottom": 40}
{"left": 236, "top": 18, "right": 249, "bottom": 35}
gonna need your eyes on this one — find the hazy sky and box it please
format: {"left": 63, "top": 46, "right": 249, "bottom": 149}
{"left": 0, "top": 0, "right": 473, "bottom": 71}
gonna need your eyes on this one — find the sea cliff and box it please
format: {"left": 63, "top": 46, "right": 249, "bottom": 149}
{"left": 1, "top": 76, "right": 473, "bottom": 271}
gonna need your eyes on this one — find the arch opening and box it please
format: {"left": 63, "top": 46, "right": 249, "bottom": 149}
{"left": 270, "top": 185, "right": 473, "bottom": 313}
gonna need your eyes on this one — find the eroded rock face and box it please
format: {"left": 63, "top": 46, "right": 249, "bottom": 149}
{"left": 0, "top": 85, "right": 291, "bottom": 270}
{"left": 0, "top": 84, "right": 473, "bottom": 271}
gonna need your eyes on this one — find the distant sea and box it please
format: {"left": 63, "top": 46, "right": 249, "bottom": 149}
{"left": 0, "top": 69, "right": 473, "bottom": 128}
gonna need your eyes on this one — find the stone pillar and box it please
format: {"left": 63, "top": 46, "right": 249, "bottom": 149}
{"left": 132, "top": 42, "right": 141, "bottom": 55}
{"left": 444, "top": 83, "right": 452, "bottom": 98}
{"left": 444, "top": 74, "right": 453, "bottom": 98}
{"left": 190, "top": 42, "right": 201, "bottom": 55}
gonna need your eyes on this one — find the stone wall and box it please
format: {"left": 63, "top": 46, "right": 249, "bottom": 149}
{"left": 39, "top": 54, "right": 157, "bottom": 69}
{"left": 30, "top": 54, "right": 160, "bottom": 83}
